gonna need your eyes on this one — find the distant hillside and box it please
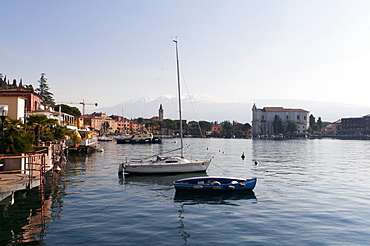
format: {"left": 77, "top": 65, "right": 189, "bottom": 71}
{"left": 92, "top": 94, "right": 370, "bottom": 123}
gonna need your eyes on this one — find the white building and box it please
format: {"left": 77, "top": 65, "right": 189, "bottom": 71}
{"left": 252, "top": 104, "right": 309, "bottom": 136}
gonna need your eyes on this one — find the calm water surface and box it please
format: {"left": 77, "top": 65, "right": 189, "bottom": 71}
{"left": 1, "top": 138, "right": 370, "bottom": 245}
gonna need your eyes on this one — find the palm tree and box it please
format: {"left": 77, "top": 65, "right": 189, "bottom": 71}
{"left": 27, "top": 114, "right": 57, "bottom": 146}
{"left": 4, "top": 118, "right": 34, "bottom": 154}
{"left": 50, "top": 124, "right": 69, "bottom": 140}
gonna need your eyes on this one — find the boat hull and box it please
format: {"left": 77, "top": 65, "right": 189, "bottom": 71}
{"left": 174, "top": 177, "right": 257, "bottom": 192}
{"left": 97, "top": 138, "right": 113, "bottom": 142}
{"left": 116, "top": 138, "right": 162, "bottom": 144}
{"left": 124, "top": 160, "right": 211, "bottom": 174}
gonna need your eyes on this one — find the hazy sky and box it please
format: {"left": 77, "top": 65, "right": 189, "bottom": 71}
{"left": 2, "top": 1, "right": 370, "bottom": 114}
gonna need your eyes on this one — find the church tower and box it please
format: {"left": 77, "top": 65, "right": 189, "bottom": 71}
{"left": 159, "top": 104, "right": 164, "bottom": 121}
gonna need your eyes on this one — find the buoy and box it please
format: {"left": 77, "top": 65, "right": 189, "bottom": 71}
{"left": 241, "top": 152, "right": 245, "bottom": 160}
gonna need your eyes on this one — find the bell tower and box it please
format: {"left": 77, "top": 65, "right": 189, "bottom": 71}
{"left": 159, "top": 104, "right": 164, "bottom": 121}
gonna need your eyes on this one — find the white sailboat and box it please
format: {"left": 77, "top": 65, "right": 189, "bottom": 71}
{"left": 120, "top": 39, "right": 214, "bottom": 174}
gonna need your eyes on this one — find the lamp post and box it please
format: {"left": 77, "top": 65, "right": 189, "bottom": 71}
{"left": 0, "top": 105, "right": 8, "bottom": 155}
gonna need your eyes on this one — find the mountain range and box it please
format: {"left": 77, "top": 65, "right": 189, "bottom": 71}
{"left": 92, "top": 94, "right": 370, "bottom": 123}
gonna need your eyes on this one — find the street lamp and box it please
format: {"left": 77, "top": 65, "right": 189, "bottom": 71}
{"left": 0, "top": 105, "right": 8, "bottom": 155}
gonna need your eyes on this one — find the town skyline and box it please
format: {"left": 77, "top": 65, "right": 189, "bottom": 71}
{"left": 2, "top": 75, "right": 369, "bottom": 124}
{"left": 93, "top": 94, "right": 370, "bottom": 124}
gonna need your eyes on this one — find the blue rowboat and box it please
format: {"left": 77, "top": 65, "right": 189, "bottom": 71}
{"left": 173, "top": 176, "right": 257, "bottom": 192}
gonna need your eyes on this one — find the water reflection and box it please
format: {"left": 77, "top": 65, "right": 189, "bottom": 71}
{"left": 174, "top": 190, "right": 257, "bottom": 205}
{"left": 0, "top": 164, "right": 69, "bottom": 245}
{"left": 118, "top": 172, "right": 208, "bottom": 187}
{"left": 174, "top": 191, "right": 257, "bottom": 245}
{"left": 0, "top": 188, "right": 48, "bottom": 244}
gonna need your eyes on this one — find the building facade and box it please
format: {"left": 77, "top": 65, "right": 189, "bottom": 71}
{"left": 324, "top": 120, "right": 342, "bottom": 135}
{"left": 0, "top": 96, "right": 26, "bottom": 122}
{"left": 252, "top": 104, "right": 309, "bottom": 136}
{"left": 0, "top": 78, "right": 75, "bottom": 126}
{"left": 80, "top": 112, "right": 124, "bottom": 134}
{"left": 341, "top": 115, "right": 370, "bottom": 135}
{"left": 0, "top": 78, "right": 44, "bottom": 112}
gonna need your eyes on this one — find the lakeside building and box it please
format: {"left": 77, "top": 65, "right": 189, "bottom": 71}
{"left": 324, "top": 120, "right": 342, "bottom": 135}
{"left": 80, "top": 104, "right": 165, "bottom": 134}
{"left": 0, "top": 96, "right": 26, "bottom": 122}
{"left": 0, "top": 78, "right": 75, "bottom": 127}
{"left": 80, "top": 112, "right": 124, "bottom": 133}
{"left": 212, "top": 124, "right": 223, "bottom": 133}
{"left": 341, "top": 115, "right": 370, "bottom": 135}
{"left": 0, "top": 78, "right": 44, "bottom": 113}
{"left": 252, "top": 104, "right": 309, "bottom": 137}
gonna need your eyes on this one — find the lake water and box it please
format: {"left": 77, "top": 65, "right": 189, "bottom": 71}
{"left": 1, "top": 138, "right": 370, "bottom": 245}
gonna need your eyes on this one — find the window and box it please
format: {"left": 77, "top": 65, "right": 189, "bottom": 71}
{"left": 297, "top": 115, "right": 300, "bottom": 120}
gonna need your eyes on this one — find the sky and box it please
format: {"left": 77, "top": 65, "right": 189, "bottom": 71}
{"left": 2, "top": 0, "right": 370, "bottom": 120}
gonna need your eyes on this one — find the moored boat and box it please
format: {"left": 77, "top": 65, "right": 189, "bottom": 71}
{"left": 120, "top": 39, "right": 213, "bottom": 175}
{"left": 121, "top": 152, "right": 213, "bottom": 174}
{"left": 97, "top": 136, "right": 114, "bottom": 142}
{"left": 116, "top": 133, "right": 162, "bottom": 144}
{"left": 173, "top": 177, "right": 257, "bottom": 192}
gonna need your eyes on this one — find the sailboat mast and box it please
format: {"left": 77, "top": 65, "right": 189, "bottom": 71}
{"left": 173, "top": 39, "right": 184, "bottom": 158}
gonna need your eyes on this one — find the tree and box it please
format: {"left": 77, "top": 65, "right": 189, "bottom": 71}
{"left": 161, "top": 119, "right": 177, "bottom": 129}
{"left": 273, "top": 115, "right": 284, "bottom": 134}
{"left": 309, "top": 114, "right": 316, "bottom": 127}
{"left": 137, "top": 117, "right": 144, "bottom": 133}
{"left": 3, "top": 118, "right": 34, "bottom": 154}
{"left": 286, "top": 120, "right": 298, "bottom": 134}
{"left": 49, "top": 124, "right": 69, "bottom": 140}
{"left": 160, "top": 119, "right": 177, "bottom": 135}
{"left": 317, "top": 117, "right": 323, "bottom": 130}
{"left": 199, "top": 121, "right": 212, "bottom": 135}
{"left": 54, "top": 104, "right": 81, "bottom": 118}
{"left": 241, "top": 123, "right": 251, "bottom": 132}
{"left": 146, "top": 121, "right": 160, "bottom": 134}
{"left": 70, "top": 130, "right": 82, "bottom": 145}
{"left": 222, "top": 121, "right": 233, "bottom": 137}
{"left": 27, "top": 114, "right": 57, "bottom": 146}
{"left": 35, "top": 73, "right": 54, "bottom": 106}
{"left": 188, "top": 121, "right": 201, "bottom": 136}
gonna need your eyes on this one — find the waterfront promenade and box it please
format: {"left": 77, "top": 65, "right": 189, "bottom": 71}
{"left": 0, "top": 172, "right": 41, "bottom": 204}
{"left": 0, "top": 154, "right": 47, "bottom": 204}
{"left": 0, "top": 141, "right": 67, "bottom": 204}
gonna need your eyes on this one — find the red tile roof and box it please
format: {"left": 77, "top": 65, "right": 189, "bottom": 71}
{"left": 262, "top": 107, "right": 308, "bottom": 112}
